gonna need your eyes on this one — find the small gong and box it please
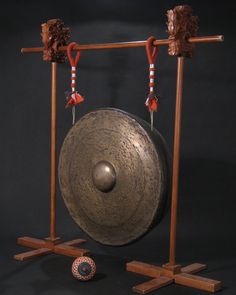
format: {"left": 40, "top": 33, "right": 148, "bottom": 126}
{"left": 58, "top": 108, "right": 170, "bottom": 246}
{"left": 72, "top": 256, "right": 96, "bottom": 281}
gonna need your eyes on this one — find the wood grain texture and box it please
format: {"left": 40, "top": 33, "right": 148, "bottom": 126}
{"left": 181, "top": 263, "right": 207, "bottom": 274}
{"left": 167, "top": 5, "right": 198, "bottom": 57}
{"left": 44, "top": 237, "right": 62, "bottom": 245}
{"left": 17, "top": 237, "right": 46, "bottom": 249}
{"left": 50, "top": 62, "right": 57, "bottom": 241}
{"left": 133, "top": 277, "right": 173, "bottom": 294}
{"left": 126, "top": 261, "right": 162, "bottom": 278}
{"left": 161, "top": 263, "right": 181, "bottom": 277}
{"left": 15, "top": 236, "right": 89, "bottom": 260}
{"left": 21, "top": 35, "right": 223, "bottom": 54}
{"left": 175, "top": 273, "right": 222, "bottom": 292}
{"left": 41, "top": 19, "right": 70, "bottom": 62}
{"left": 62, "top": 239, "right": 87, "bottom": 246}
{"left": 169, "top": 57, "right": 184, "bottom": 266}
{"left": 14, "top": 248, "right": 52, "bottom": 261}
{"left": 127, "top": 260, "right": 222, "bottom": 294}
{"left": 54, "top": 244, "right": 89, "bottom": 257}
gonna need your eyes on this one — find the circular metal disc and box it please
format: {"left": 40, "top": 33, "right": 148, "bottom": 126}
{"left": 59, "top": 108, "right": 169, "bottom": 246}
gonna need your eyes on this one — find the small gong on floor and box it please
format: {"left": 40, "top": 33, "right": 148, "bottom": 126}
{"left": 72, "top": 256, "right": 96, "bottom": 281}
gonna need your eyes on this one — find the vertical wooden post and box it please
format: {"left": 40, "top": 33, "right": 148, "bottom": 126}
{"left": 127, "top": 54, "right": 221, "bottom": 293}
{"left": 50, "top": 62, "right": 57, "bottom": 241}
{"left": 169, "top": 56, "right": 184, "bottom": 266}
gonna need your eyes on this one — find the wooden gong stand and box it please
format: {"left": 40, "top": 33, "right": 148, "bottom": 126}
{"left": 14, "top": 61, "right": 90, "bottom": 261}
{"left": 126, "top": 56, "right": 222, "bottom": 294}
{"left": 14, "top": 5, "right": 224, "bottom": 294}
{"left": 14, "top": 21, "right": 89, "bottom": 261}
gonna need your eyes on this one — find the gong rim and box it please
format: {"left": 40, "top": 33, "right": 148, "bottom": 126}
{"left": 58, "top": 108, "right": 170, "bottom": 246}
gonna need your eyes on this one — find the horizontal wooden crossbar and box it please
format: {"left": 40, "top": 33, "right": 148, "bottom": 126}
{"left": 21, "top": 35, "right": 223, "bottom": 53}
{"left": 14, "top": 236, "right": 89, "bottom": 261}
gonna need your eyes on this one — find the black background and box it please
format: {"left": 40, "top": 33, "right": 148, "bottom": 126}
{"left": 0, "top": 0, "right": 236, "bottom": 294}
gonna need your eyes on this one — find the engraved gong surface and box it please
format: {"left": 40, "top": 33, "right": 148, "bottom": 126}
{"left": 58, "top": 108, "right": 170, "bottom": 246}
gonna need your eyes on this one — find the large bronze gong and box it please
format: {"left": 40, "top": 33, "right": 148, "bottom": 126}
{"left": 58, "top": 108, "right": 170, "bottom": 246}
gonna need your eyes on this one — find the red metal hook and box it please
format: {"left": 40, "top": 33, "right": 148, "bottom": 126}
{"left": 67, "top": 42, "right": 81, "bottom": 67}
{"left": 146, "top": 36, "right": 158, "bottom": 64}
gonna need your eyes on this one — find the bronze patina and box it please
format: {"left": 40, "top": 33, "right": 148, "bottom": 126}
{"left": 58, "top": 108, "right": 170, "bottom": 246}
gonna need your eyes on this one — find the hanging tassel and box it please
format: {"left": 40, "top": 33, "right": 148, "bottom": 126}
{"left": 145, "top": 36, "right": 159, "bottom": 131}
{"left": 145, "top": 94, "right": 159, "bottom": 131}
{"left": 65, "top": 91, "right": 84, "bottom": 109}
{"left": 66, "top": 42, "right": 84, "bottom": 125}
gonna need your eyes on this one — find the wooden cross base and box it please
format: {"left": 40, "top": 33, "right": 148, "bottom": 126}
{"left": 14, "top": 236, "right": 90, "bottom": 261}
{"left": 126, "top": 261, "right": 222, "bottom": 294}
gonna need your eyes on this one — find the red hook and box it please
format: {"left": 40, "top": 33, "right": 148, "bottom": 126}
{"left": 145, "top": 36, "right": 159, "bottom": 130}
{"left": 67, "top": 42, "right": 81, "bottom": 67}
{"left": 66, "top": 42, "right": 84, "bottom": 125}
{"left": 146, "top": 36, "right": 158, "bottom": 65}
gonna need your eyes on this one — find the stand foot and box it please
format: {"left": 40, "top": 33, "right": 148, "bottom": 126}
{"left": 127, "top": 261, "right": 162, "bottom": 277}
{"left": 126, "top": 261, "right": 222, "bottom": 293}
{"left": 14, "top": 236, "right": 89, "bottom": 261}
{"left": 14, "top": 248, "right": 52, "bottom": 261}
{"left": 133, "top": 277, "right": 173, "bottom": 294}
{"left": 181, "top": 263, "right": 207, "bottom": 274}
{"left": 175, "top": 273, "right": 222, "bottom": 292}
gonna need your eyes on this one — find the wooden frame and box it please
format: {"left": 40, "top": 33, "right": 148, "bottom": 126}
{"left": 14, "top": 62, "right": 90, "bottom": 261}
{"left": 14, "top": 5, "right": 224, "bottom": 293}
{"left": 125, "top": 56, "right": 222, "bottom": 294}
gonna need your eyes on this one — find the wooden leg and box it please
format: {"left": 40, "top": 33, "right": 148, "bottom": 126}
{"left": 17, "top": 236, "right": 47, "bottom": 249}
{"left": 126, "top": 261, "right": 162, "bottom": 277}
{"left": 14, "top": 248, "right": 52, "bottom": 261}
{"left": 14, "top": 236, "right": 89, "bottom": 261}
{"left": 54, "top": 244, "right": 89, "bottom": 257}
{"left": 62, "top": 239, "right": 86, "bottom": 246}
{"left": 175, "top": 273, "right": 222, "bottom": 292}
{"left": 133, "top": 277, "right": 173, "bottom": 294}
{"left": 126, "top": 261, "right": 222, "bottom": 294}
{"left": 181, "top": 263, "right": 207, "bottom": 274}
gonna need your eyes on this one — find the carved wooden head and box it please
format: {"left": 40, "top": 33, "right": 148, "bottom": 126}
{"left": 41, "top": 19, "right": 70, "bottom": 63}
{"left": 167, "top": 5, "right": 198, "bottom": 57}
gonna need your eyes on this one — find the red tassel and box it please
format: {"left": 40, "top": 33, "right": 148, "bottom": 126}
{"left": 145, "top": 96, "right": 158, "bottom": 112}
{"left": 65, "top": 92, "right": 84, "bottom": 109}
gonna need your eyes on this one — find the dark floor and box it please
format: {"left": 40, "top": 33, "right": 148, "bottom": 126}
{"left": 1, "top": 239, "right": 236, "bottom": 295}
